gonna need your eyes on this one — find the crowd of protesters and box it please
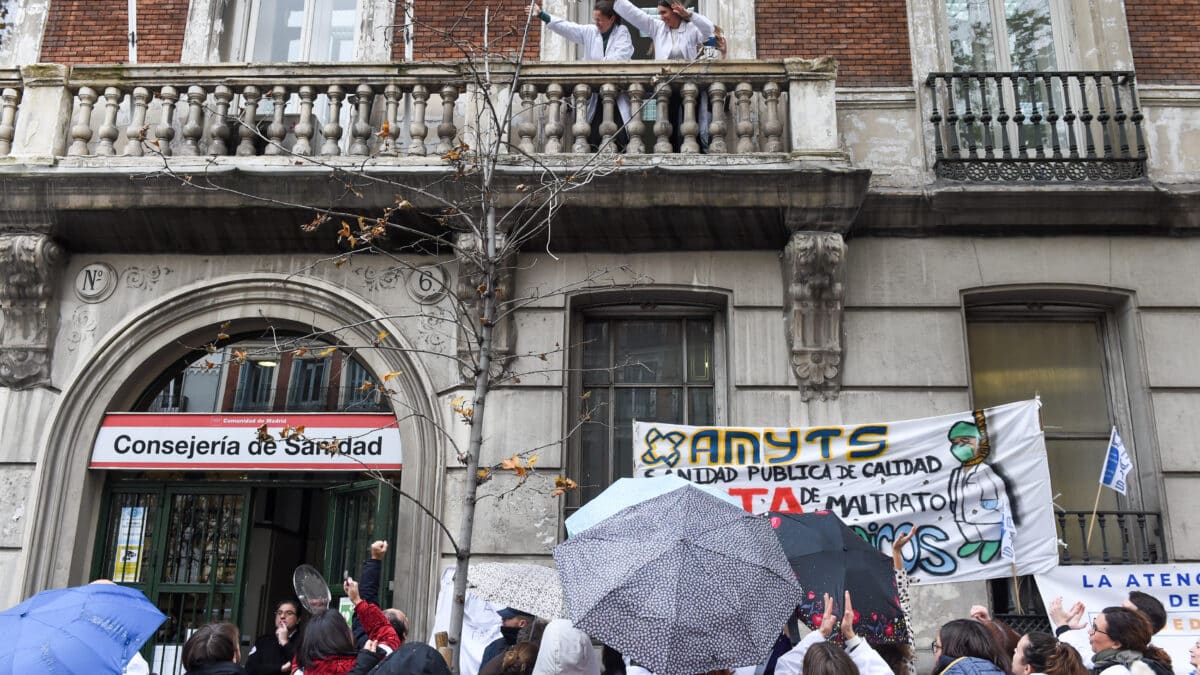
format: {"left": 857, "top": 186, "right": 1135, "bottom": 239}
{"left": 169, "top": 530, "right": 1192, "bottom": 675}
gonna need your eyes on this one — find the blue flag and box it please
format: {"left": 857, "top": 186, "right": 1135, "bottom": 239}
{"left": 1099, "top": 426, "right": 1133, "bottom": 495}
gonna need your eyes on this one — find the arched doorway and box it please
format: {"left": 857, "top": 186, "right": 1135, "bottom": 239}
{"left": 22, "top": 275, "right": 445, "bottom": 671}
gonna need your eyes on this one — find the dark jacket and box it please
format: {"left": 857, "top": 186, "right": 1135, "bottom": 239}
{"left": 354, "top": 558, "right": 384, "bottom": 649}
{"left": 372, "top": 642, "right": 453, "bottom": 675}
{"left": 187, "top": 662, "right": 248, "bottom": 675}
{"left": 245, "top": 631, "right": 298, "bottom": 675}
{"left": 480, "top": 637, "right": 510, "bottom": 672}
{"left": 934, "top": 655, "right": 1007, "bottom": 675}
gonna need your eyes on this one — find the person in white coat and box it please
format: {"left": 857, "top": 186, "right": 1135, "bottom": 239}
{"left": 535, "top": 1, "right": 633, "bottom": 150}
{"left": 775, "top": 592, "right": 893, "bottom": 675}
{"left": 612, "top": 0, "right": 715, "bottom": 151}
{"left": 530, "top": 619, "right": 601, "bottom": 675}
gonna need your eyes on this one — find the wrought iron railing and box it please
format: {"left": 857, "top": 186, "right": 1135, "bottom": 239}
{"left": 925, "top": 71, "right": 1146, "bottom": 181}
{"left": 1055, "top": 509, "right": 1166, "bottom": 565}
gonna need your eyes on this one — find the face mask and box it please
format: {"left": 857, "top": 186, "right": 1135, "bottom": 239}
{"left": 500, "top": 625, "right": 521, "bottom": 644}
{"left": 951, "top": 443, "right": 976, "bottom": 462}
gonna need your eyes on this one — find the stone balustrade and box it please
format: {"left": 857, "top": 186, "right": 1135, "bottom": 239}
{"left": 0, "top": 59, "right": 841, "bottom": 162}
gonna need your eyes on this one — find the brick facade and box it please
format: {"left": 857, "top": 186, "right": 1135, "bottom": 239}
{"left": 755, "top": 0, "right": 911, "bottom": 86}
{"left": 1125, "top": 0, "right": 1200, "bottom": 84}
{"left": 40, "top": 0, "right": 187, "bottom": 64}
{"left": 405, "top": 0, "right": 541, "bottom": 62}
{"left": 40, "top": 0, "right": 129, "bottom": 64}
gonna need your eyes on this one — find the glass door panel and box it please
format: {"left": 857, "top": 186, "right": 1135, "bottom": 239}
{"left": 324, "top": 480, "right": 397, "bottom": 604}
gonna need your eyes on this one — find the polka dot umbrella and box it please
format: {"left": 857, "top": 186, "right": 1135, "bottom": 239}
{"left": 553, "top": 486, "right": 800, "bottom": 675}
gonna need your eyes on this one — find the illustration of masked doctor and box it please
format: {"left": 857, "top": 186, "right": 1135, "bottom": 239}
{"left": 946, "top": 420, "right": 1012, "bottom": 565}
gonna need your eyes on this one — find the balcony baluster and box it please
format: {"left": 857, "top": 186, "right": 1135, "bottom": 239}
{"left": 572, "top": 83, "right": 591, "bottom": 153}
{"left": 124, "top": 86, "right": 151, "bottom": 156}
{"left": 350, "top": 84, "right": 374, "bottom": 156}
{"left": 237, "top": 85, "right": 261, "bottom": 157}
{"left": 293, "top": 85, "right": 316, "bottom": 156}
{"left": 155, "top": 86, "right": 179, "bottom": 157}
{"left": 653, "top": 83, "right": 672, "bottom": 154}
{"left": 763, "top": 81, "right": 783, "bottom": 153}
{"left": 209, "top": 85, "right": 233, "bottom": 156}
{"left": 380, "top": 84, "right": 401, "bottom": 156}
{"left": 265, "top": 85, "right": 288, "bottom": 156}
{"left": 599, "top": 83, "right": 618, "bottom": 153}
{"left": 625, "top": 83, "right": 645, "bottom": 154}
{"left": 544, "top": 84, "right": 565, "bottom": 153}
{"left": 0, "top": 87, "right": 18, "bottom": 156}
{"left": 680, "top": 82, "right": 700, "bottom": 154}
{"left": 707, "top": 82, "right": 727, "bottom": 154}
{"left": 518, "top": 83, "right": 538, "bottom": 155}
{"left": 180, "top": 85, "right": 206, "bottom": 156}
{"left": 436, "top": 85, "right": 458, "bottom": 154}
{"left": 321, "top": 85, "right": 345, "bottom": 156}
{"left": 68, "top": 87, "right": 97, "bottom": 156}
{"left": 409, "top": 84, "right": 429, "bottom": 156}
{"left": 96, "top": 87, "right": 123, "bottom": 156}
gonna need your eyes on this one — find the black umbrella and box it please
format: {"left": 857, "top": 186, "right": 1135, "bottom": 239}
{"left": 769, "top": 511, "right": 908, "bottom": 645}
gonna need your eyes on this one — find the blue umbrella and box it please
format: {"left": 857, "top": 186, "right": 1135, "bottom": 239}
{"left": 564, "top": 474, "right": 743, "bottom": 536}
{"left": 0, "top": 583, "right": 167, "bottom": 675}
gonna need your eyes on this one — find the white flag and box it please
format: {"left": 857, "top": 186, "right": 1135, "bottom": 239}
{"left": 1098, "top": 426, "right": 1133, "bottom": 495}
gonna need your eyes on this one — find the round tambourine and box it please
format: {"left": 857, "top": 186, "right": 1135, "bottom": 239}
{"left": 293, "top": 564, "right": 333, "bottom": 613}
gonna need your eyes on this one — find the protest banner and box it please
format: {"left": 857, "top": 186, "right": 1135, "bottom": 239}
{"left": 1037, "top": 564, "right": 1200, "bottom": 674}
{"left": 633, "top": 399, "right": 1058, "bottom": 584}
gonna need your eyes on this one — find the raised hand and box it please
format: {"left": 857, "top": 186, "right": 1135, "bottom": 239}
{"left": 670, "top": 1, "right": 692, "bottom": 20}
{"left": 892, "top": 528, "right": 916, "bottom": 571}
{"left": 818, "top": 593, "right": 839, "bottom": 638}
{"left": 840, "top": 591, "right": 857, "bottom": 640}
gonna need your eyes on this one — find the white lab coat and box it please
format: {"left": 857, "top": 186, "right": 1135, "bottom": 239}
{"left": 612, "top": 0, "right": 715, "bottom": 61}
{"left": 774, "top": 631, "right": 894, "bottom": 675}
{"left": 544, "top": 16, "right": 634, "bottom": 123}
{"left": 949, "top": 462, "right": 1008, "bottom": 543}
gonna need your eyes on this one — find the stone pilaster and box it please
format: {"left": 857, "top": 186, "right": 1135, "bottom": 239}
{"left": 783, "top": 231, "right": 845, "bottom": 401}
{"left": 0, "top": 233, "right": 65, "bottom": 389}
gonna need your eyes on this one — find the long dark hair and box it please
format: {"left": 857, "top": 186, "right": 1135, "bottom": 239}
{"left": 181, "top": 622, "right": 240, "bottom": 669}
{"left": 1020, "top": 632, "right": 1088, "bottom": 675}
{"left": 875, "top": 641, "right": 913, "bottom": 675}
{"left": 297, "top": 609, "right": 357, "bottom": 668}
{"left": 1101, "top": 607, "right": 1172, "bottom": 666}
{"left": 802, "top": 642, "right": 859, "bottom": 675}
{"left": 939, "top": 619, "right": 1011, "bottom": 672}
{"left": 594, "top": 0, "right": 623, "bottom": 26}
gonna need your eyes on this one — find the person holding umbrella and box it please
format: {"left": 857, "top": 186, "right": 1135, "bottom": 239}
{"left": 774, "top": 591, "right": 893, "bottom": 675}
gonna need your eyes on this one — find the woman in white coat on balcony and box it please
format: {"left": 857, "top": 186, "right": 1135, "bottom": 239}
{"left": 535, "top": 1, "right": 634, "bottom": 150}
{"left": 612, "top": 0, "right": 715, "bottom": 151}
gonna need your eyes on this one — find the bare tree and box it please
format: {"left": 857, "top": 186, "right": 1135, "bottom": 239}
{"left": 140, "top": 4, "right": 712, "bottom": 669}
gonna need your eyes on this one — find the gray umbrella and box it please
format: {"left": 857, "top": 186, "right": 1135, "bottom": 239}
{"left": 553, "top": 486, "right": 801, "bottom": 675}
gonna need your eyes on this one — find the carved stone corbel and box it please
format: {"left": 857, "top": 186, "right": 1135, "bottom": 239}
{"left": 454, "top": 231, "right": 516, "bottom": 379}
{"left": 783, "top": 231, "right": 845, "bottom": 401}
{"left": 0, "top": 233, "right": 65, "bottom": 389}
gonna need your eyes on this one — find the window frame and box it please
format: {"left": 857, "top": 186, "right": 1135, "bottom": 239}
{"left": 935, "top": 0, "right": 1078, "bottom": 72}
{"left": 964, "top": 302, "right": 1141, "bottom": 502}
{"left": 213, "top": 0, "right": 367, "bottom": 63}
{"left": 286, "top": 353, "right": 333, "bottom": 411}
{"left": 564, "top": 296, "right": 728, "bottom": 517}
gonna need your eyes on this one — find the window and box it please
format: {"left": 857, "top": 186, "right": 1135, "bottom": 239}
{"left": 967, "top": 314, "right": 1118, "bottom": 510}
{"left": 221, "top": 0, "right": 360, "bottom": 62}
{"left": 233, "top": 360, "right": 276, "bottom": 412}
{"left": 944, "top": 0, "right": 1061, "bottom": 71}
{"left": 287, "top": 356, "right": 330, "bottom": 410}
{"left": 570, "top": 310, "right": 720, "bottom": 508}
{"left": 342, "top": 359, "right": 387, "bottom": 412}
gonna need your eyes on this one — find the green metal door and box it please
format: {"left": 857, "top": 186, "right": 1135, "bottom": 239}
{"left": 323, "top": 480, "right": 397, "bottom": 605}
{"left": 94, "top": 485, "right": 251, "bottom": 675}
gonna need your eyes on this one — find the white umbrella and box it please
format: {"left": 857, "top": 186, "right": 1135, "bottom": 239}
{"left": 463, "top": 561, "right": 566, "bottom": 619}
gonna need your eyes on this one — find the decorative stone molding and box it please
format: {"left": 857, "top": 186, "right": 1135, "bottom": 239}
{"left": 454, "top": 231, "right": 515, "bottom": 378}
{"left": 0, "top": 233, "right": 65, "bottom": 389}
{"left": 783, "top": 231, "right": 845, "bottom": 401}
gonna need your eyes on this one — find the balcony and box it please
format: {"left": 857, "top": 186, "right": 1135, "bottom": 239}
{"left": 0, "top": 60, "right": 869, "bottom": 253}
{"left": 925, "top": 71, "right": 1147, "bottom": 182}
